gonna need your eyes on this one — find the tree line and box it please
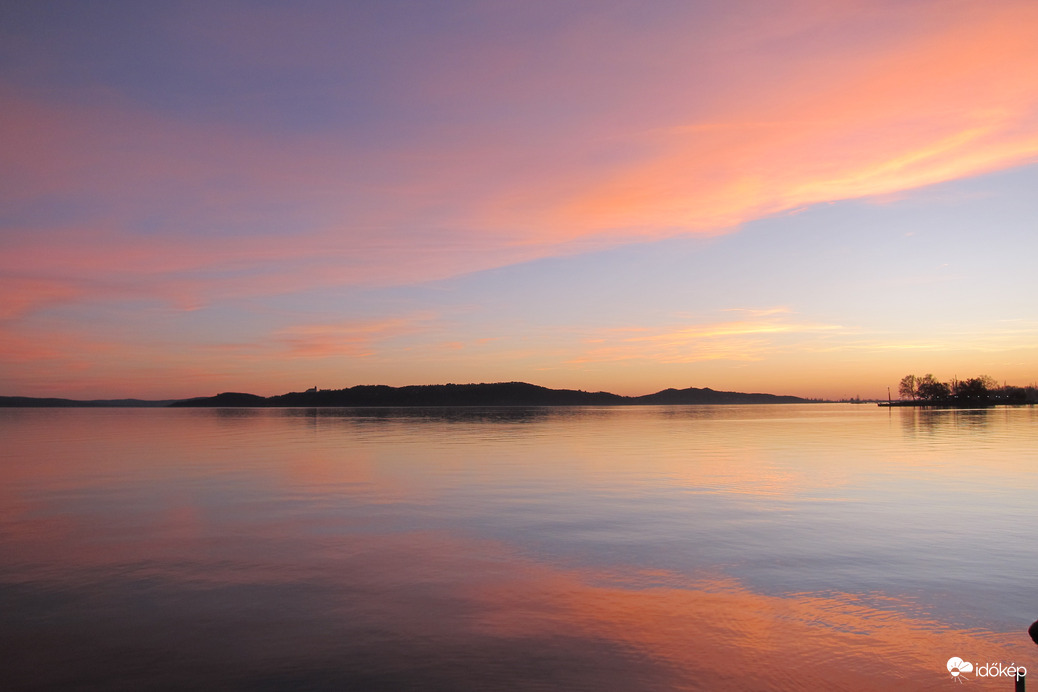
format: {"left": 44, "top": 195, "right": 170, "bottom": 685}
{"left": 898, "top": 374, "right": 1037, "bottom": 405}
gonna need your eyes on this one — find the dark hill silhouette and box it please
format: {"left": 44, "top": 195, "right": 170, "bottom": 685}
{"left": 274, "top": 382, "right": 627, "bottom": 407}
{"left": 635, "top": 386, "right": 806, "bottom": 405}
{"left": 171, "top": 392, "right": 267, "bottom": 407}
{"left": 168, "top": 382, "right": 812, "bottom": 407}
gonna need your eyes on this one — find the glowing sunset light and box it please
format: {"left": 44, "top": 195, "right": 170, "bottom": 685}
{"left": 1, "top": 0, "right": 1036, "bottom": 399}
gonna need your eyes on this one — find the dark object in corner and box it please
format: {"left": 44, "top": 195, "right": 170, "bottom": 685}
{"left": 1029, "top": 619, "right": 1038, "bottom": 646}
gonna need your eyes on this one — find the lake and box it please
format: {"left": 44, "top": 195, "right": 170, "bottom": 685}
{"left": 1, "top": 404, "right": 1036, "bottom": 690}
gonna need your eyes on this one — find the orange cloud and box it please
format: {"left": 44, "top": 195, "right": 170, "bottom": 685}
{"left": 569, "top": 312, "right": 847, "bottom": 365}
{"left": 551, "top": 2, "right": 1038, "bottom": 240}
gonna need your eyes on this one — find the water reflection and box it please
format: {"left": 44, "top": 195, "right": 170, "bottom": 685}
{"left": 2, "top": 524, "right": 1029, "bottom": 691}
{"left": 281, "top": 406, "right": 565, "bottom": 423}
{"left": 1, "top": 405, "right": 1036, "bottom": 690}
{"left": 897, "top": 406, "right": 995, "bottom": 436}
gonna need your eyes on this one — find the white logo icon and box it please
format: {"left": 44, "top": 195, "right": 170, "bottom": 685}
{"left": 947, "top": 657, "right": 973, "bottom": 680}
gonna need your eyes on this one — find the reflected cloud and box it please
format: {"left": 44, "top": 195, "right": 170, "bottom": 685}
{"left": 1, "top": 518, "right": 1028, "bottom": 691}
{"left": 3, "top": 406, "right": 1037, "bottom": 688}
{"left": 280, "top": 406, "right": 560, "bottom": 424}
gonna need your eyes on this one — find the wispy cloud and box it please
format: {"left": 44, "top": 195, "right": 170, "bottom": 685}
{"left": 569, "top": 312, "right": 847, "bottom": 364}
{"left": 808, "top": 321, "right": 1038, "bottom": 355}
{"left": 4, "top": 1, "right": 1037, "bottom": 318}
{"left": 275, "top": 314, "right": 440, "bottom": 359}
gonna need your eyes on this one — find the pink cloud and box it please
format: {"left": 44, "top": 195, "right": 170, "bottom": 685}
{"left": 4, "top": 1, "right": 1037, "bottom": 322}
{"left": 0, "top": 277, "right": 86, "bottom": 320}
{"left": 551, "top": 2, "right": 1038, "bottom": 238}
{"left": 275, "top": 315, "right": 439, "bottom": 359}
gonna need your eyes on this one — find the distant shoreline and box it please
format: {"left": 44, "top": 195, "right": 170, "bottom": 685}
{"left": 0, "top": 397, "right": 177, "bottom": 408}
{"left": 1, "top": 382, "right": 821, "bottom": 408}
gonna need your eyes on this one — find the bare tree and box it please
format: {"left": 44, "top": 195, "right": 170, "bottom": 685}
{"left": 898, "top": 374, "right": 917, "bottom": 400}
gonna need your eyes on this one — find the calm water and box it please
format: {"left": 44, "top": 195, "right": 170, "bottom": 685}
{"left": 1, "top": 404, "right": 1036, "bottom": 690}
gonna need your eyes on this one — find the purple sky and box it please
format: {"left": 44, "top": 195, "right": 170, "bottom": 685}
{"left": 2, "top": 0, "right": 1037, "bottom": 398}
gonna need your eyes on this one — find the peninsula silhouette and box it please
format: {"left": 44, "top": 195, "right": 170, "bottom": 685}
{"left": 2, "top": 383, "right": 813, "bottom": 407}
{"left": 170, "top": 382, "right": 811, "bottom": 407}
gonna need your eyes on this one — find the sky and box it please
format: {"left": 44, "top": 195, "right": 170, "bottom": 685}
{"left": 1, "top": 0, "right": 1037, "bottom": 400}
